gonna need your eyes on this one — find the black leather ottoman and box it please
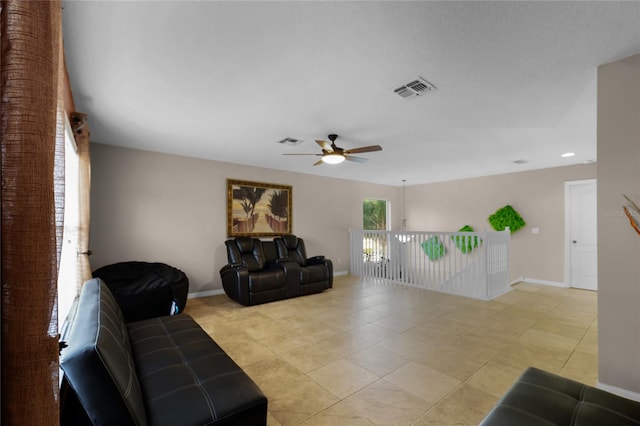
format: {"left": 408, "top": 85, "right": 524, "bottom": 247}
{"left": 93, "top": 261, "right": 189, "bottom": 322}
{"left": 480, "top": 367, "right": 640, "bottom": 425}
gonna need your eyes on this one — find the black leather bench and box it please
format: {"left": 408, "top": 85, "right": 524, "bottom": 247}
{"left": 60, "top": 278, "right": 267, "bottom": 425}
{"left": 480, "top": 367, "right": 640, "bottom": 425}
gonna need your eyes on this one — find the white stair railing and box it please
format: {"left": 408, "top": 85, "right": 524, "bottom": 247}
{"left": 349, "top": 229, "right": 511, "bottom": 300}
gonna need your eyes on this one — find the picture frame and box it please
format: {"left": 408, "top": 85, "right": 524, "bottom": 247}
{"left": 227, "top": 179, "right": 292, "bottom": 237}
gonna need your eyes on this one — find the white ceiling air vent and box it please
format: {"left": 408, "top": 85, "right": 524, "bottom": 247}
{"left": 513, "top": 159, "right": 529, "bottom": 165}
{"left": 277, "top": 137, "right": 303, "bottom": 146}
{"left": 393, "top": 77, "right": 437, "bottom": 100}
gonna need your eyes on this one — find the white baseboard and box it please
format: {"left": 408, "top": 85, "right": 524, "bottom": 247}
{"left": 512, "top": 276, "right": 568, "bottom": 288}
{"left": 334, "top": 270, "right": 348, "bottom": 276}
{"left": 510, "top": 276, "right": 525, "bottom": 286}
{"left": 488, "top": 286, "right": 513, "bottom": 300}
{"left": 597, "top": 381, "right": 640, "bottom": 402}
{"left": 188, "top": 289, "right": 225, "bottom": 299}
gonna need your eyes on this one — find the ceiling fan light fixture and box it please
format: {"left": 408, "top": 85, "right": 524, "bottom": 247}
{"left": 283, "top": 133, "right": 381, "bottom": 166}
{"left": 322, "top": 153, "right": 345, "bottom": 164}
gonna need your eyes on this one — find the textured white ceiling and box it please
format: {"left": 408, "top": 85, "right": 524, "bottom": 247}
{"left": 62, "top": 1, "right": 640, "bottom": 186}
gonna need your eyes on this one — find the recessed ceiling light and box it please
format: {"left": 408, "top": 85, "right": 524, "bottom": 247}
{"left": 513, "top": 159, "right": 528, "bottom": 165}
{"left": 561, "top": 152, "right": 575, "bottom": 158}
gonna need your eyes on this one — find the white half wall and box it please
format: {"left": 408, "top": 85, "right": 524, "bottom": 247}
{"left": 404, "top": 164, "right": 597, "bottom": 283}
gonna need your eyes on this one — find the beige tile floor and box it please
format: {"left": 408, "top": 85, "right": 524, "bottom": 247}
{"left": 186, "top": 276, "right": 598, "bottom": 426}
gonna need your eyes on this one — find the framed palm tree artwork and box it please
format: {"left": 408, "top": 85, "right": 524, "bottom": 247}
{"left": 227, "top": 179, "right": 292, "bottom": 237}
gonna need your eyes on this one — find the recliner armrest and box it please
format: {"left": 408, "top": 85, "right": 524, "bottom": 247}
{"left": 266, "top": 258, "right": 289, "bottom": 267}
{"left": 306, "top": 255, "right": 326, "bottom": 266}
{"left": 219, "top": 264, "right": 250, "bottom": 305}
{"left": 223, "top": 263, "right": 246, "bottom": 270}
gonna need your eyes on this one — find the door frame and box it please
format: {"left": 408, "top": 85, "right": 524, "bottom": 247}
{"left": 564, "top": 178, "right": 597, "bottom": 288}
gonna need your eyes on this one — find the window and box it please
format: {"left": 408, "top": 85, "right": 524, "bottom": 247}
{"left": 57, "top": 115, "right": 80, "bottom": 333}
{"left": 363, "top": 199, "right": 389, "bottom": 262}
{"left": 363, "top": 199, "right": 388, "bottom": 230}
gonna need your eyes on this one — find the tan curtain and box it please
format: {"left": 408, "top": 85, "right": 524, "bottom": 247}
{"left": 72, "top": 112, "right": 92, "bottom": 288}
{"left": 1, "top": 1, "right": 63, "bottom": 424}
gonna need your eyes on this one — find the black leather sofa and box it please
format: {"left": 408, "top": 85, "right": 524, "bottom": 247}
{"left": 60, "top": 278, "right": 267, "bottom": 426}
{"left": 275, "top": 234, "right": 333, "bottom": 295}
{"left": 480, "top": 367, "right": 640, "bottom": 425}
{"left": 219, "top": 235, "right": 332, "bottom": 306}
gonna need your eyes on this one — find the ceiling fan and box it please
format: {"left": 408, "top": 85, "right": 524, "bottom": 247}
{"left": 283, "top": 134, "right": 382, "bottom": 166}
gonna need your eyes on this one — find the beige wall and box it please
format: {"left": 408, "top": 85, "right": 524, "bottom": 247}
{"left": 89, "top": 143, "right": 401, "bottom": 293}
{"left": 597, "top": 54, "right": 640, "bottom": 395}
{"left": 405, "top": 164, "right": 597, "bottom": 283}
{"left": 91, "top": 142, "right": 597, "bottom": 294}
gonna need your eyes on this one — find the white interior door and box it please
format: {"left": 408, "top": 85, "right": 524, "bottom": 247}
{"left": 565, "top": 179, "right": 598, "bottom": 290}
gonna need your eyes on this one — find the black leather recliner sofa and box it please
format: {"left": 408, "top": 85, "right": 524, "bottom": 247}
{"left": 480, "top": 367, "right": 640, "bottom": 425}
{"left": 275, "top": 234, "right": 333, "bottom": 295}
{"left": 60, "top": 278, "right": 267, "bottom": 425}
{"left": 219, "top": 235, "right": 332, "bottom": 306}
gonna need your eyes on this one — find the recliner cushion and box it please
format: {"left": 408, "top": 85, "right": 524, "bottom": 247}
{"left": 276, "top": 235, "right": 306, "bottom": 266}
{"left": 236, "top": 236, "right": 256, "bottom": 253}
{"left": 248, "top": 269, "right": 286, "bottom": 293}
{"left": 234, "top": 237, "right": 266, "bottom": 272}
{"left": 300, "top": 264, "right": 328, "bottom": 284}
{"left": 60, "top": 278, "right": 147, "bottom": 426}
{"left": 280, "top": 234, "right": 298, "bottom": 248}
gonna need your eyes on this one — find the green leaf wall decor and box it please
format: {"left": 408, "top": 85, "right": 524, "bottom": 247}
{"left": 488, "top": 205, "right": 526, "bottom": 232}
{"left": 421, "top": 236, "right": 445, "bottom": 260}
{"left": 451, "top": 225, "right": 481, "bottom": 253}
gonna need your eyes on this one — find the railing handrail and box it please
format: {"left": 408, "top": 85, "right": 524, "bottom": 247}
{"left": 360, "top": 229, "right": 484, "bottom": 235}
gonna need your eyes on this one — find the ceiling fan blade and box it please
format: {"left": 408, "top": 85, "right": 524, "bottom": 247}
{"left": 313, "top": 159, "right": 324, "bottom": 166}
{"left": 283, "top": 153, "right": 322, "bottom": 156}
{"left": 344, "top": 145, "right": 382, "bottom": 155}
{"left": 316, "top": 139, "right": 333, "bottom": 152}
{"left": 345, "top": 155, "right": 369, "bottom": 163}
